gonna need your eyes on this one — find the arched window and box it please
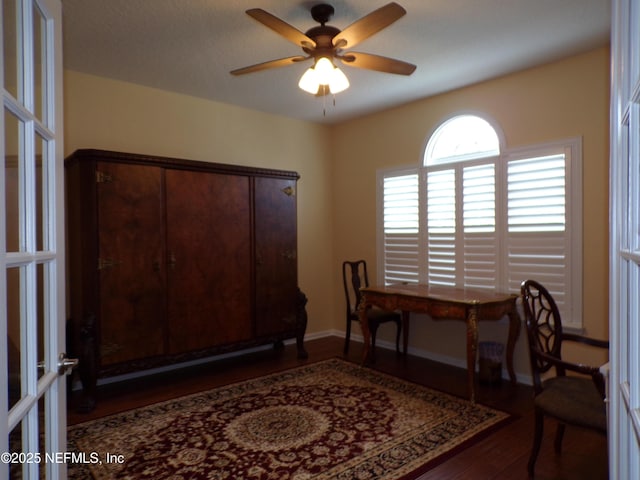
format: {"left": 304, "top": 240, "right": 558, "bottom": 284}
{"left": 424, "top": 115, "right": 500, "bottom": 166}
{"left": 378, "top": 113, "right": 583, "bottom": 328}
{"left": 423, "top": 115, "right": 501, "bottom": 289}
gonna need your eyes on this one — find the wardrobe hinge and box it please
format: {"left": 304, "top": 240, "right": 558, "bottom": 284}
{"left": 281, "top": 185, "right": 295, "bottom": 197}
{"left": 98, "top": 258, "right": 121, "bottom": 270}
{"left": 96, "top": 171, "right": 113, "bottom": 183}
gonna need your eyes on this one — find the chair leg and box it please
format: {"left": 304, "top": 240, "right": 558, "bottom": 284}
{"left": 528, "top": 409, "right": 544, "bottom": 478}
{"left": 395, "top": 321, "right": 402, "bottom": 356}
{"left": 344, "top": 319, "right": 352, "bottom": 355}
{"left": 370, "top": 324, "right": 379, "bottom": 363}
{"left": 554, "top": 423, "right": 566, "bottom": 454}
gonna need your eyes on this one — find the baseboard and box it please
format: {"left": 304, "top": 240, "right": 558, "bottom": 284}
{"left": 83, "top": 330, "right": 530, "bottom": 389}
{"left": 297, "top": 330, "right": 532, "bottom": 386}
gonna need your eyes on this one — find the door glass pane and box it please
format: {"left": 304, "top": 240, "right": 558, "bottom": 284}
{"left": 5, "top": 109, "right": 23, "bottom": 252}
{"left": 8, "top": 419, "right": 22, "bottom": 479}
{"left": 7, "top": 267, "right": 21, "bottom": 410}
{"left": 35, "top": 133, "right": 46, "bottom": 251}
{"left": 632, "top": 106, "right": 640, "bottom": 248}
{"left": 33, "top": 1, "right": 46, "bottom": 122}
{"left": 7, "top": 413, "right": 41, "bottom": 479}
{"left": 37, "top": 263, "right": 45, "bottom": 380}
{"left": 623, "top": 123, "right": 631, "bottom": 249}
{"left": 2, "top": 0, "right": 19, "bottom": 99}
{"left": 38, "top": 395, "right": 46, "bottom": 479}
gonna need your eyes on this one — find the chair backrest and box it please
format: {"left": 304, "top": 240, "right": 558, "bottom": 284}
{"left": 520, "top": 279, "right": 565, "bottom": 392}
{"left": 342, "top": 260, "right": 370, "bottom": 320}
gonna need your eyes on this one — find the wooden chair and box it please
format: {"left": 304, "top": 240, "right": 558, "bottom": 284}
{"left": 342, "top": 260, "right": 402, "bottom": 359}
{"left": 520, "top": 279, "right": 609, "bottom": 478}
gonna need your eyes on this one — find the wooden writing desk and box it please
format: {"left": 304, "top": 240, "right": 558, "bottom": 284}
{"left": 358, "top": 283, "right": 520, "bottom": 402}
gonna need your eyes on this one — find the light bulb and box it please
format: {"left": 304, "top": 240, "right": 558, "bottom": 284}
{"left": 329, "top": 67, "right": 349, "bottom": 94}
{"left": 298, "top": 67, "right": 319, "bottom": 94}
{"left": 314, "top": 57, "right": 334, "bottom": 84}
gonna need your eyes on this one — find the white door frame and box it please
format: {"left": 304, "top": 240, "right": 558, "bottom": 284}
{"left": 609, "top": 0, "right": 640, "bottom": 478}
{"left": 1, "top": 0, "right": 66, "bottom": 478}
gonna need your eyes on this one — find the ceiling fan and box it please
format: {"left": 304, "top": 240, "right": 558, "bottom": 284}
{"left": 230, "top": 2, "right": 416, "bottom": 96}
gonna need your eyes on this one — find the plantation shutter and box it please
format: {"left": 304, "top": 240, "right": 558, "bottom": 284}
{"left": 463, "top": 163, "right": 497, "bottom": 290}
{"left": 426, "top": 169, "right": 456, "bottom": 286}
{"left": 426, "top": 163, "right": 498, "bottom": 289}
{"left": 382, "top": 172, "right": 419, "bottom": 284}
{"left": 506, "top": 153, "right": 572, "bottom": 322}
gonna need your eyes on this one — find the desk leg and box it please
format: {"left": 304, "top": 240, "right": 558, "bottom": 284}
{"left": 506, "top": 310, "right": 521, "bottom": 384}
{"left": 358, "top": 296, "right": 371, "bottom": 365}
{"left": 466, "top": 305, "right": 479, "bottom": 403}
{"left": 402, "top": 311, "right": 410, "bottom": 355}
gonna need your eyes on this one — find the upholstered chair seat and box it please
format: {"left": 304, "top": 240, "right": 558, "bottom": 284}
{"left": 536, "top": 376, "right": 607, "bottom": 432}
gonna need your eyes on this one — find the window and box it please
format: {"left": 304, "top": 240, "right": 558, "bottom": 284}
{"left": 425, "top": 115, "right": 500, "bottom": 165}
{"left": 378, "top": 115, "right": 582, "bottom": 328}
{"left": 380, "top": 170, "right": 420, "bottom": 284}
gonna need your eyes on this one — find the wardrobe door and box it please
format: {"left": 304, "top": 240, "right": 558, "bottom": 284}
{"left": 165, "top": 169, "right": 252, "bottom": 353}
{"left": 254, "top": 176, "right": 298, "bottom": 337}
{"left": 96, "top": 162, "right": 166, "bottom": 365}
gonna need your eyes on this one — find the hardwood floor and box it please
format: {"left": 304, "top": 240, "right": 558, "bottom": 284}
{"left": 68, "top": 336, "right": 608, "bottom": 479}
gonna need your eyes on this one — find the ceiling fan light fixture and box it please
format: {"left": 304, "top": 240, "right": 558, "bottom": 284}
{"left": 298, "top": 66, "right": 320, "bottom": 94}
{"left": 328, "top": 65, "right": 349, "bottom": 94}
{"left": 298, "top": 56, "right": 349, "bottom": 95}
{"left": 234, "top": 3, "right": 416, "bottom": 101}
{"left": 314, "top": 56, "right": 334, "bottom": 78}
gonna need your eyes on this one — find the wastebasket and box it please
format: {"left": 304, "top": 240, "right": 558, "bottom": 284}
{"left": 478, "top": 341, "right": 504, "bottom": 385}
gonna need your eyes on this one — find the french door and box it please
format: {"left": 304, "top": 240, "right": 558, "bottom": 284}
{"left": 1, "top": 0, "right": 67, "bottom": 479}
{"left": 609, "top": 0, "right": 640, "bottom": 478}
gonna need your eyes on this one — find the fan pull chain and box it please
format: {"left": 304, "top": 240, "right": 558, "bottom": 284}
{"left": 322, "top": 94, "right": 338, "bottom": 117}
{"left": 318, "top": 86, "right": 338, "bottom": 117}
{"left": 323, "top": 86, "right": 327, "bottom": 116}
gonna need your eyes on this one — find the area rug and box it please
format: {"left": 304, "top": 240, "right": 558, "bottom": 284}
{"left": 68, "top": 358, "right": 510, "bottom": 479}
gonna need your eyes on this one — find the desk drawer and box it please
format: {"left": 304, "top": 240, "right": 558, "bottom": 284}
{"left": 427, "top": 301, "right": 467, "bottom": 320}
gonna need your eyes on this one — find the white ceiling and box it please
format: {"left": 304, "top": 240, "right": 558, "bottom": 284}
{"left": 61, "top": 0, "right": 611, "bottom": 125}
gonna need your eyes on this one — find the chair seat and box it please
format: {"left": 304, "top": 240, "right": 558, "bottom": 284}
{"left": 349, "top": 307, "right": 400, "bottom": 324}
{"left": 366, "top": 306, "right": 401, "bottom": 324}
{"left": 536, "top": 376, "right": 607, "bottom": 432}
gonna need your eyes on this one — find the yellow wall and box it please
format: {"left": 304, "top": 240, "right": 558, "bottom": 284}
{"left": 63, "top": 71, "right": 337, "bottom": 336}
{"left": 330, "top": 46, "right": 610, "bottom": 375}
{"left": 64, "top": 45, "right": 610, "bottom": 379}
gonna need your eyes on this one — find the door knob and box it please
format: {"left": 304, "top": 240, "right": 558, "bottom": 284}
{"left": 57, "top": 353, "right": 79, "bottom": 376}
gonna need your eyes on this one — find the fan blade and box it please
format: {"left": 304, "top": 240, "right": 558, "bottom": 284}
{"left": 332, "top": 3, "right": 406, "bottom": 49}
{"left": 230, "top": 56, "right": 309, "bottom": 75}
{"left": 246, "top": 9, "right": 316, "bottom": 49}
{"left": 339, "top": 52, "right": 416, "bottom": 75}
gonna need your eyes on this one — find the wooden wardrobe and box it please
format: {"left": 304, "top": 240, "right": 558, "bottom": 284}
{"left": 65, "top": 149, "right": 307, "bottom": 411}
